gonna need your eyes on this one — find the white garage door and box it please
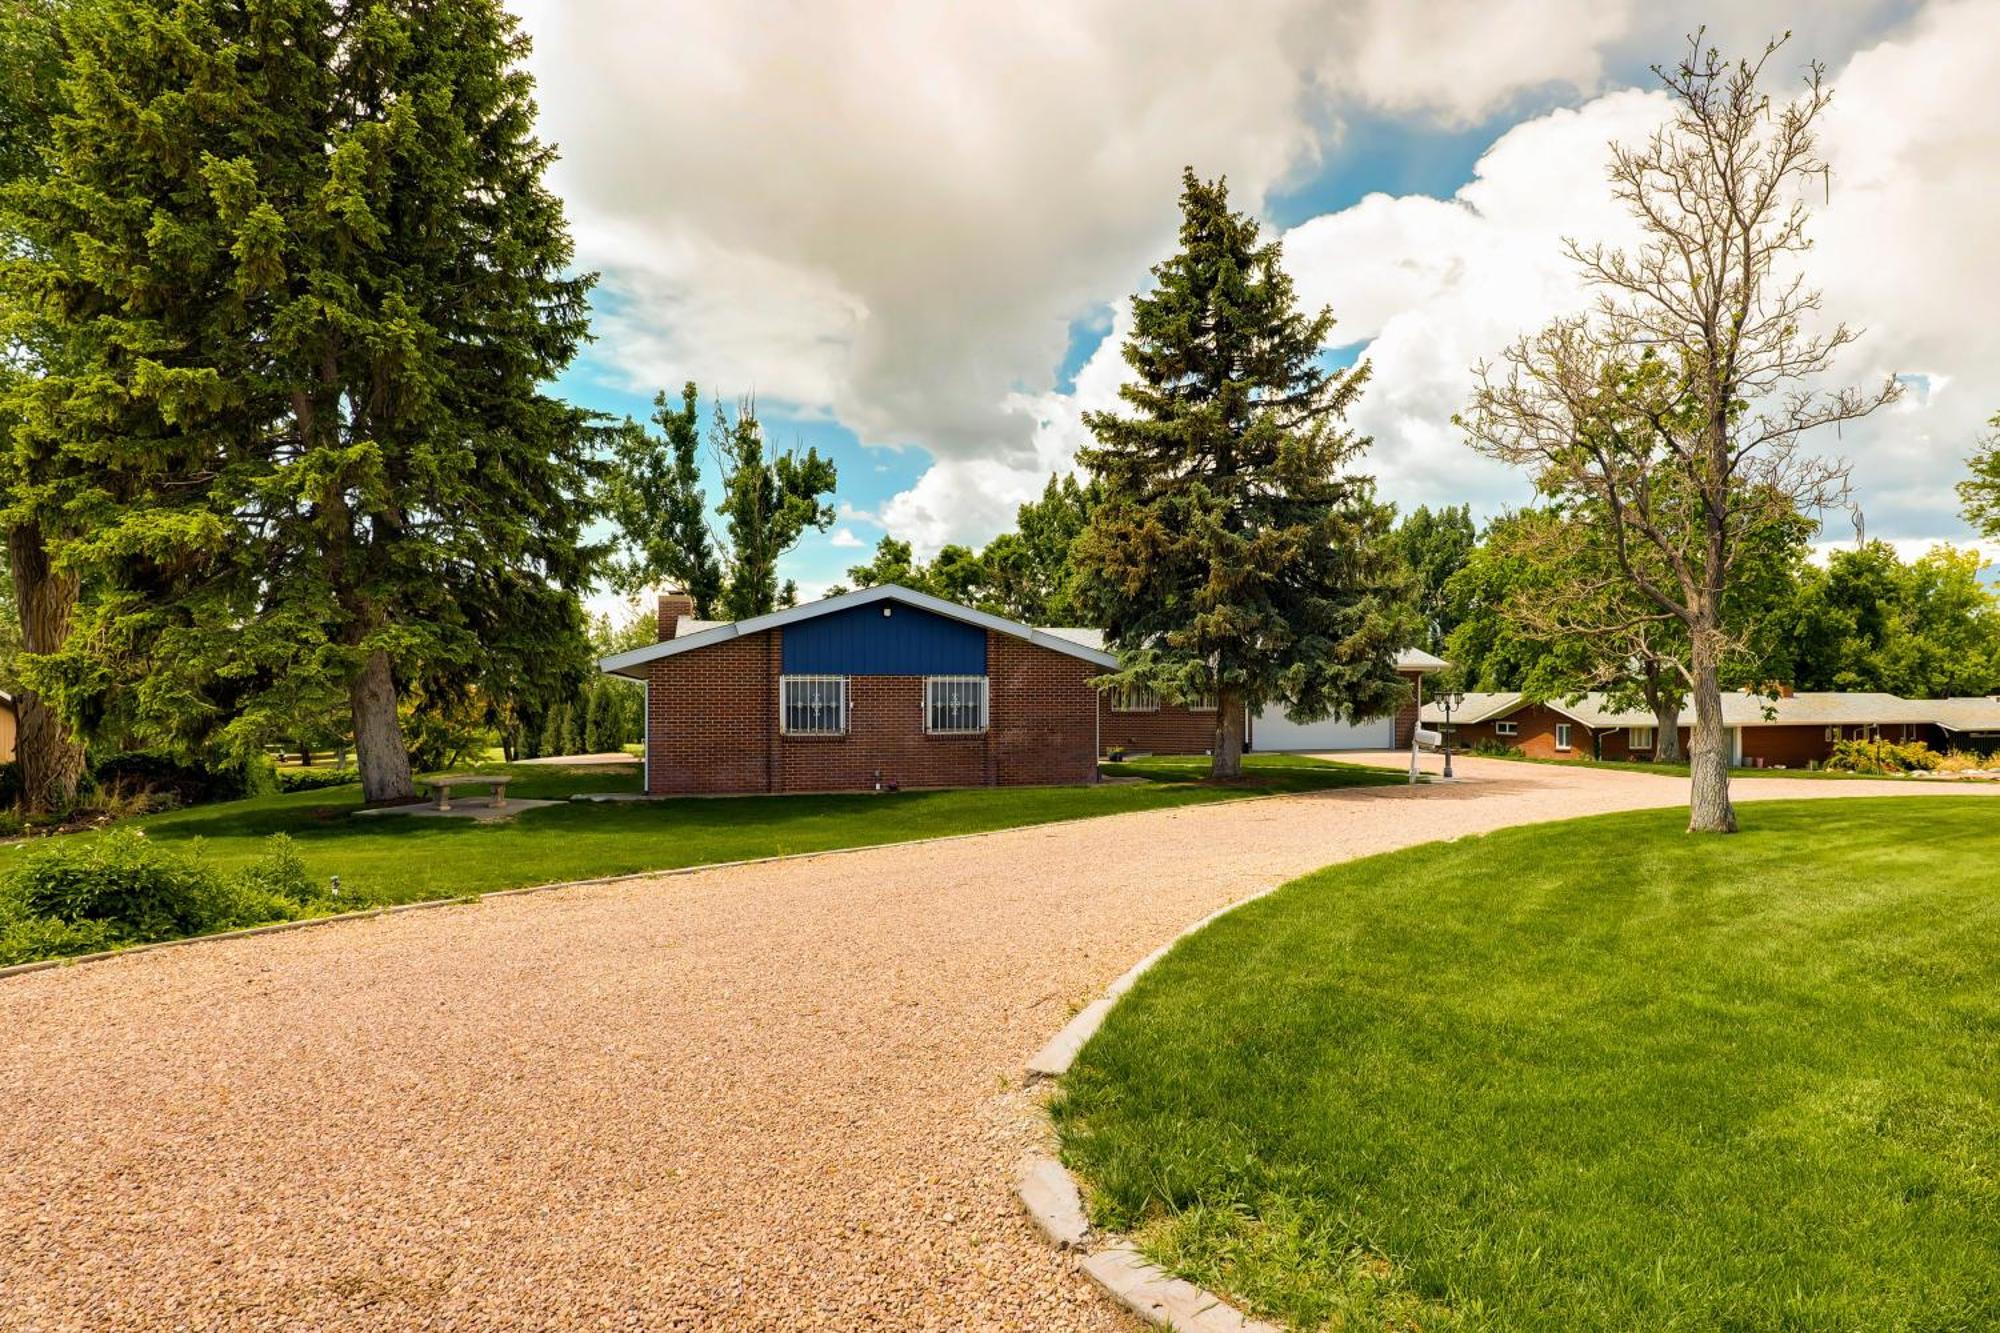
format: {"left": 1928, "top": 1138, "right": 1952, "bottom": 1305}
{"left": 1250, "top": 705, "right": 1394, "bottom": 752}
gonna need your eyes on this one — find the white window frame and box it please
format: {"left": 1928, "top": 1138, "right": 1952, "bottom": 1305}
{"left": 780, "top": 675, "right": 849, "bottom": 736}
{"left": 1556, "top": 723, "right": 1573, "bottom": 752}
{"left": 924, "top": 675, "right": 988, "bottom": 735}
{"left": 1493, "top": 720, "right": 1519, "bottom": 737}
{"left": 1184, "top": 691, "right": 1217, "bottom": 712}
{"left": 1110, "top": 686, "right": 1159, "bottom": 713}
{"left": 1628, "top": 726, "right": 1655, "bottom": 750}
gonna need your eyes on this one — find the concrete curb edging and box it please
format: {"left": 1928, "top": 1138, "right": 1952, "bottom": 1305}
{"left": 1017, "top": 880, "right": 1293, "bottom": 1332}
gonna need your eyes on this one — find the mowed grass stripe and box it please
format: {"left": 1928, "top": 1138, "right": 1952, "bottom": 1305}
{"left": 1052, "top": 798, "right": 2000, "bottom": 1330}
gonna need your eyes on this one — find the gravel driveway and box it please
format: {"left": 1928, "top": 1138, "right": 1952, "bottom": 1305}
{"left": 3, "top": 758, "right": 1992, "bottom": 1330}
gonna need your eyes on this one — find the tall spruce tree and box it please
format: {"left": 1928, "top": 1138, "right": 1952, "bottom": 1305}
{"left": 8, "top": 0, "right": 596, "bottom": 803}
{"left": 0, "top": 0, "right": 89, "bottom": 813}
{"left": 1074, "top": 170, "right": 1408, "bottom": 779}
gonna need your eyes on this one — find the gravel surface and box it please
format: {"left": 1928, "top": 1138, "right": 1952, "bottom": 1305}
{"left": 3, "top": 757, "right": 1992, "bottom": 1330}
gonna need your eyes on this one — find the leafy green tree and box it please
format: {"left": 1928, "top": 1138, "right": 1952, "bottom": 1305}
{"left": 1770, "top": 542, "right": 2000, "bottom": 697}
{"left": 1962, "top": 412, "right": 2000, "bottom": 539}
{"left": 602, "top": 383, "right": 725, "bottom": 616}
{"left": 713, "top": 400, "right": 837, "bottom": 622}
{"left": 7, "top": 0, "right": 598, "bottom": 804}
{"left": 1392, "top": 503, "right": 1475, "bottom": 655}
{"left": 845, "top": 537, "right": 926, "bottom": 592}
{"left": 0, "top": 0, "right": 88, "bottom": 812}
{"left": 1074, "top": 170, "right": 1409, "bottom": 779}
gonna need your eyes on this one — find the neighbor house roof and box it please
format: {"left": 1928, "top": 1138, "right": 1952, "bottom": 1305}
{"left": 1927, "top": 697, "right": 2000, "bottom": 732}
{"left": 1422, "top": 689, "right": 1972, "bottom": 729}
{"left": 1036, "top": 627, "right": 1447, "bottom": 675}
{"left": 598, "top": 584, "right": 1121, "bottom": 678}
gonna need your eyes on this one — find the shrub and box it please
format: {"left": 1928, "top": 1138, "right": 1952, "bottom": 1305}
{"left": 1824, "top": 738, "right": 1942, "bottom": 775}
{"left": 0, "top": 912, "right": 120, "bottom": 967}
{"left": 1470, "top": 738, "right": 1516, "bottom": 757}
{"left": 234, "top": 834, "right": 326, "bottom": 905}
{"left": 90, "top": 750, "right": 265, "bottom": 807}
{"left": 1932, "top": 749, "right": 1992, "bottom": 774}
{"left": 277, "top": 767, "right": 361, "bottom": 793}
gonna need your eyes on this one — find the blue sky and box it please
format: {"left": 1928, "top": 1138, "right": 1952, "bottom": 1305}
{"left": 518, "top": 0, "right": 1998, "bottom": 619}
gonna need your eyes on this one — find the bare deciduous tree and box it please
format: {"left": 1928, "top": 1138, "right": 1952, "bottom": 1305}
{"left": 1460, "top": 34, "right": 1897, "bottom": 832}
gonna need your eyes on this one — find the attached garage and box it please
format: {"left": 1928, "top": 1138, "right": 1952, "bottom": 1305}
{"left": 1250, "top": 708, "right": 1395, "bottom": 751}
{"left": 1246, "top": 649, "right": 1448, "bottom": 752}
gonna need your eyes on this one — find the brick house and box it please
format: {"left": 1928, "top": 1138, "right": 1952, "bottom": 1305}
{"left": 1424, "top": 689, "right": 2000, "bottom": 768}
{"left": 601, "top": 585, "right": 1444, "bottom": 796}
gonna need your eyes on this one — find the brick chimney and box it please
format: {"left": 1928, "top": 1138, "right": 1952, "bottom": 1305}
{"left": 657, "top": 591, "right": 696, "bottom": 642}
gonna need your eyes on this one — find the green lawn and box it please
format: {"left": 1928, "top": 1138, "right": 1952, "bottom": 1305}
{"left": 1052, "top": 798, "right": 2000, "bottom": 1330}
{"left": 53, "top": 752, "right": 1400, "bottom": 911}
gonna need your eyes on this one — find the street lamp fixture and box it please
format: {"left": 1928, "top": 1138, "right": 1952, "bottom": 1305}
{"left": 1441, "top": 689, "right": 1465, "bottom": 779}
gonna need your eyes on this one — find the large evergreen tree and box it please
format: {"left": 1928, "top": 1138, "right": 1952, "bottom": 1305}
{"left": 0, "top": 0, "right": 89, "bottom": 813}
{"left": 1074, "top": 170, "right": 1408, "bottom": 779}
{"left": 8, "top": 0, "right": 596, "bottom": 803}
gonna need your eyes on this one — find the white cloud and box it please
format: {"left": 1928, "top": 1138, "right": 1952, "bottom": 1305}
{"left": 827, "top": 527, "right": 865, "bottom": 549}
{"left": 509, "top": 0, "right": 1644, "bottom": 552}
{"left": 509, "top": 0, "right": 1986, "bottom": 552}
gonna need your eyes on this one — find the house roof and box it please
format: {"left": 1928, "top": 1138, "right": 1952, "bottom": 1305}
{"left": 598, "top": 584, "right": 1121, "bottom": 678}
{"left": 1928, "top": 696, "right": 2000, "bottom": 732}
{"left": 603, "top": 588, "right": 1453, "bottom": 681}
{"left": 1422, "top": 689, "right": 1986, "bottom": 730}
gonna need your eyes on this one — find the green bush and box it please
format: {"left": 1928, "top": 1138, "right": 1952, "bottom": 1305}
{"left": 1, "top": 829, "right": 328, "bottom": 962}
{"left": 1824, "top": 737, "right": 1941, "bottom": 775}
{"left": 276, "top": 767, "right": 361, "bottom": 793}
{"left": 90, "top": 750, "right": 268, "bottom": 807}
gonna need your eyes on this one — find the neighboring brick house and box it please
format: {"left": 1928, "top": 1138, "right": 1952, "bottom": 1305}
{"left": 1423, "top": 689, "right": 2000, "bottom": 768}
{"left": 600, "top": 585, "right": 1449, "bottom": 795}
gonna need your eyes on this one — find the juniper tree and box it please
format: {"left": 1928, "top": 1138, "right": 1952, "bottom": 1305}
{"left": 7, "top": 0, "right": 597, "bottom": 803}
{"left": 1074, "top": 170, "right": 1408, "bottom": 779}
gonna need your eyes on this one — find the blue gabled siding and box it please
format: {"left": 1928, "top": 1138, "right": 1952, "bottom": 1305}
{"left": 780, "top": 599, "right": 987, "bottom": 676}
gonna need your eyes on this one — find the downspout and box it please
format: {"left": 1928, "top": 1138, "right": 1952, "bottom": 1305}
{"left": 641, "top": 675, "right": 650, "bottom": 794}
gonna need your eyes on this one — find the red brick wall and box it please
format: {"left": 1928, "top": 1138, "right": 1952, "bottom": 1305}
{"left": 992, "top": 633, "right": 1101, "bottom": 785}
{"left": 1097, "top": 698, "right": 1220, "bottom": 755}
{"left": 644, "top": 627, "right": 1100, "bottom": 794}
{"left": 1392, "top": 671, "right": 1423, "bottom": 748}
{"left": 1449, "top": 704, "right": 1587, "bottom": 760}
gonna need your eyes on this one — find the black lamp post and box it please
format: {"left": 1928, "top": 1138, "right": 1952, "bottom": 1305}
{"left": 1441, "top": 689, "right": 1465, "bottom": 779}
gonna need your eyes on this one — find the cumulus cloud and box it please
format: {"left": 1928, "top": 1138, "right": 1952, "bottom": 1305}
{"left": 827, "top": 527, "right": 865, "bottom": 550}
{"left": 510, "top": 0, "right": 1990, "bottom": 553}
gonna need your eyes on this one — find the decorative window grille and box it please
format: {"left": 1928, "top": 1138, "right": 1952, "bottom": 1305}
{"left": 1629, "top": 726, "right": 1655, "bottom": 749}
{"left": 925, "top": 676, "right": 988, "bottom": 734}
{"left": 1110, "top": 686, "right": 1159, "bottom": 713}
{"left": 781, "top": 675, "right": 848, "bottom": 736}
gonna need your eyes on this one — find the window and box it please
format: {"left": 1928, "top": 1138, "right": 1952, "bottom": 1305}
{"left": 1629, "top": 726, "right": 1655, "bottom": 750}
{"left": 925, "top": 676, "right": 988, "bottom": 734}
{"left": 1110, "top": 686, "right": 1159, "bottom": 712}
{"left": 1493, "top": 720, "right": 1519, "bottom": 737}
{"left": 1184, "top": 692, "right": 1217, "bottom": 712}
{"left": 1556, "top": 723, "right": 1573, "bottom": 751}
{"left": 781, "top": 675, "right": 848, "bottom": 736}
{"left": 1825, "top": 725, "right": 1841, "bottom": 742}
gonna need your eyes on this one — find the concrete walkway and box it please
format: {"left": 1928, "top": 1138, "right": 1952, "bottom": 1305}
{"left": 1, "top": 760, "right": 1991, "bottom": 1330}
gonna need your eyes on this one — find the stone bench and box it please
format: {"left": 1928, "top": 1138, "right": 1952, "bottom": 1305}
{"left": 425, "top": 775, "right": 510, "bottom": 812}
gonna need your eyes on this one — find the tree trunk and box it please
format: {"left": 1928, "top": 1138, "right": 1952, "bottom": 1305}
{"left": 7, "top": 523, "right": 86, "bottom": 814}
{"left": 1211, "top": 692, "right": 1245, "bottom": 780}
{"left": 1686, "top": 627, "right": 1736, "bottom": 833}
{"left": 349, "top": 647, "right": 415, "bottom": 803}
{"left": 1652, "top": 694, "right": 1683, "bottom": 763}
